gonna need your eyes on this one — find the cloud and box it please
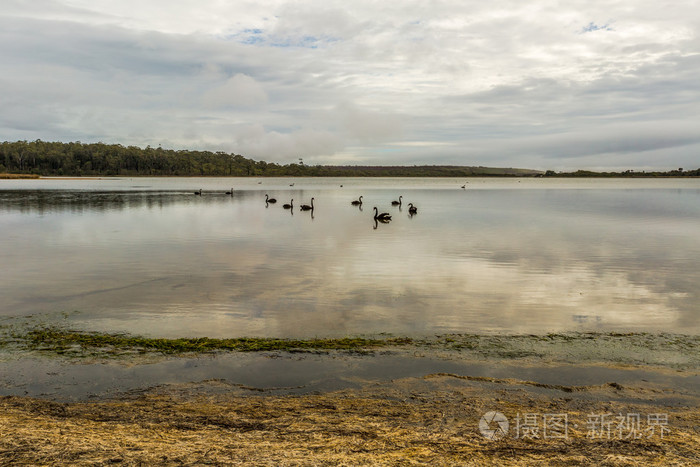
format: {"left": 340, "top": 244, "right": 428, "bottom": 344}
{"left": 333, "top": 103, "right": 404, "bottom": 143}
{"left": 233, "top": 124, "right": 343, "bottom": 162}
{"left": 1, "top": 1, "right": 699, "bottom": 169}
{"left": 581, "top": 22, "right": 614, "bottom": 33}
{"left": 202, "top": 73, "right": 268, "bottom": 109}
{"left": 484, "top": 121, "right": 700, "bottom": 162}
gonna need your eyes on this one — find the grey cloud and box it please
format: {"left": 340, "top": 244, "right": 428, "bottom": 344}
{"left": 202, "top": 73, "right": 269, "bottom": 109}
{"left": 233, "top": 124, "right": 344, "bottom": 162}
{"left": 511, "top": 121, "right": 700, "bottom": 159}
{"left": 333, "top": 103, "right": 404, "bottom": 143}
{"left": 2, "top": 1, "right": 700, "bottom": 169}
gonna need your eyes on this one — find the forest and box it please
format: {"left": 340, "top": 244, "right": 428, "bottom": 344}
{"left": 1, "top": 140, "right": 697, "bottom": 177}
{"left": 0, "top": 140, "right": 539, "bottom": 177}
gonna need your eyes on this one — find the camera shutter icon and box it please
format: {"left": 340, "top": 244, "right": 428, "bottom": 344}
{"left": 479, "top": 411, "right": 509, "bottom": 440}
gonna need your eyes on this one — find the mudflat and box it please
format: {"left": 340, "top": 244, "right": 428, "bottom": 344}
{"left": 2, "top": 329, "right": 699, "bottom": 464}
{"left": 1, "top": 367, "right": 699, "bottom": 465}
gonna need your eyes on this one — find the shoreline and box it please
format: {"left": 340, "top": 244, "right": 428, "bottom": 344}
{"left": 1, "top": 369, "right": 698, "bottom": 465}
{"left": 2, "top": 328, "right": 699, "bottom": 400}
{"left": 1, "top": 329, "right": 699, "bottom": 463}
{"left": 2, "top": 173, "right": 700, "bottom": 180}
{"left": 2, "top": 326, "right": 700, "bottom": 463}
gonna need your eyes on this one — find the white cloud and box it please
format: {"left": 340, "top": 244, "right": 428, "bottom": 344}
{"left": 1, "top": 1, "right": 699, "bottom": 169}
{"left": 202, "top": 73, "right": 268, "bottom": 109}
{"left": 233, "top": 124, "right": 343, "bottom": 161}
{"left": 333, "top": 102, "right": 404, "bottom": 143}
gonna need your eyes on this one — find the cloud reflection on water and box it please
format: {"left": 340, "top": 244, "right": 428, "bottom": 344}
{"left": 0, "top": 179, "right": 698, "bottom": 337}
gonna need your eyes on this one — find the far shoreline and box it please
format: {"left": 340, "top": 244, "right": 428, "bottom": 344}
{"left": 2, "top": 173, "right": 699, "bottom": 180}
{"left": 3, "top": 141, "right": 698, "bottom": 178}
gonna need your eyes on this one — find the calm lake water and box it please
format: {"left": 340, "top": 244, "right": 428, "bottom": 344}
{"left": 1, "top": 177, "right": 699, "bottom": 337}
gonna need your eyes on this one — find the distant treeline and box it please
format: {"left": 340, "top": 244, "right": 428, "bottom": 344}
{"left": 1, "top": 140, "right": 278, "bottom": 177}
{"left": 0, "top": 140, "right": 539, "bottom": 177}
{"left": 1, "top": 140, "right": 696, "bottom": 177}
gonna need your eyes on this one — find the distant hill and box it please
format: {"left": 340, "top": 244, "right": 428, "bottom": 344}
{"left": 542, "top": 169, "right": 700, "bottom": 177}
{"left": 289, "top": 165, "right": 543, "bottom": 177}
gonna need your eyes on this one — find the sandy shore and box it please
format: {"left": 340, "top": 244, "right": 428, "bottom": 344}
{"left": 1, "top": 372, "right": 699, "bottom": 465}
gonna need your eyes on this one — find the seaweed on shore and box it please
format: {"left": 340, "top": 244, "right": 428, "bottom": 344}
{"left": 21, "top": 328, "right": 414, "bottom": 355}
{"left": 6, "top": 327, "right": 699, "bottom": 370}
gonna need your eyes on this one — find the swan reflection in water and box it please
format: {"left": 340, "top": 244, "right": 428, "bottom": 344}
{"left": 373, "top": 217, "right": 391, "bottom": 229}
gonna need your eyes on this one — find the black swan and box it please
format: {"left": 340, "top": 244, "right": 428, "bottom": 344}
{"left": 373, "top": 207, "right": 391, "bottom": 221}
{"left": 300, "top": 198, "right": 314, "bottom": 211}
{"left": 351, "top": 196, "right": 363, "bottom": 206}
{"left": 283, "top": 199, "right": 293, "bottom": 209}
{"left": 391, "top": 195, "right": 402, "bottom": 206}
{"left": 265, "top": 194, "right": 277, "bottom": 203}
{"left": 408, "top": 203, "right": 418, "bottom": 214}
{"left": 194, "top": 189, "right": 202, "bottom": 195}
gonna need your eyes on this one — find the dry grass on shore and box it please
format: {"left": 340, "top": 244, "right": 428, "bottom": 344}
{"left": 1, "top": 376, "right": 698, "bottom": 465}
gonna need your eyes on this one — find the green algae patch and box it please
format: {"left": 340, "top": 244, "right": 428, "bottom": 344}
{"left": 23, "top": 328, "right": 414, "bottom": 355}
{"left": 8, "top": 327, "right": 700, "bottom": 370}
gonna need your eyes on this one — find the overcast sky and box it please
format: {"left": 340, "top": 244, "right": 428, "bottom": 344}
{"left": 2, "top": 1, "right": 699, "bottom": 170}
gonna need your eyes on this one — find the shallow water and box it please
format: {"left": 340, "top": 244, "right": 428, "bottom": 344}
{"left": 1, "top": 177, "right": 699, "bottom": 337}
{"left": 3, "top": 351, "right": 699, "bottom": 402}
